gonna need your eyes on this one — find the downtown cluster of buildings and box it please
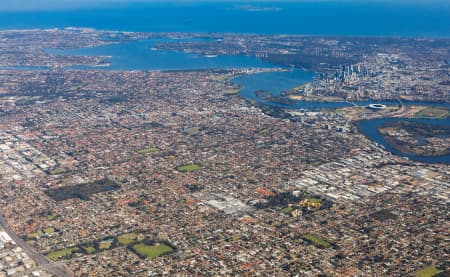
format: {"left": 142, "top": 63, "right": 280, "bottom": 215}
{"left": 302, "top": 53, "right": 450, "bottom": 103}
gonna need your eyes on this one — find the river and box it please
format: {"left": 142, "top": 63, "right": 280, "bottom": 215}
{"left": 3, "top": 38, "right": 450, "bottom": 164}
{"left": 44, "top": 38, "right": 276, "bottom": 71}
{"left": 357, "top": 118, "right": 450, "bottom": 164}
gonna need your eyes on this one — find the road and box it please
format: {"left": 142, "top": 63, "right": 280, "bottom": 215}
{"left": 0, "top": 214, "right": 73, "bottom": 277}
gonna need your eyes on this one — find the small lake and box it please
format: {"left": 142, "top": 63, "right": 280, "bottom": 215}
{"left": 357, "top": 118, "right": 450, "bottom": 164}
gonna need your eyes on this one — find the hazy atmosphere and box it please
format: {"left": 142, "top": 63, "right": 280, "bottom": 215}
{"left": 0, "top": 1, "right": 448, "bottom": 276}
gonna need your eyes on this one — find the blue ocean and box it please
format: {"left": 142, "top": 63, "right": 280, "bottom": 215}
{"left": 0, "top": 2, "right": 449, "bottom": 37}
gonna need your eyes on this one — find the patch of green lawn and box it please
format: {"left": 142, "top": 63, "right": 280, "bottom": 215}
{"left": 47, "top": 247, "right": 79, "bottom": 261}
{"left": 43, "top": 227, "right": 55, "bottom": 235}
{"left": 281, "top": 207, "right": 294, "bottom": 214}
{"left": 118, "top": 233, "right": 138, "bottom": 245}
{"left": 47, "top": 214, "right": 58, "bottom": 221}
{"left": 259, "top": 128, "right": 270, "bottom": 135}
{"left": 231, "top": 235, "right": 241, "bottom": 242}
{"left": 98, "top": 241, "right": 112, "bottom": 250}
{"left": 415, "top": 265, "right": 442, "bottom": 277}
{"left": 137, "top": 147, "right": 160, "bottom": 154}
{"left": 184, "top": 127, "right": 200, "bottom": 135}
{"left": 302, "top": 234, "right": 331, "bottom": 248}
{"left": 83, "top": 246, "right": 97, "bottom": 254}
{"left": 415, "top": 107, "right": 449, "bottom": 119}
{"left": 176, "top": 163, "right": 202, "bottom": 172}
{"left": 49, "top": 168, "right": 67, "bottom": 175}
{"left": 27, "top": 230, "right": 43, "bottom": 239}
{"left": 223, "top": 89, "right": 240, "bottom": 95}
{"left": 308, "top": 198, "right": 322, "bottom": 204}
{"left": 309, "top": 161, "right": 322, "bottom": 166}
{"left": 132, "top": 243, "right": 174, "bottom": 259}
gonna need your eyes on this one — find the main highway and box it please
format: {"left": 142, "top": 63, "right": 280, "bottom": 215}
{"left": 0, "top": 214, "right": 73, "bottom": 277}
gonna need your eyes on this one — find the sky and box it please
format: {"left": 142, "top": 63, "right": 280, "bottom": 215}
{"left": 0, "top": 0, "right": 447, "bottom": 11}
